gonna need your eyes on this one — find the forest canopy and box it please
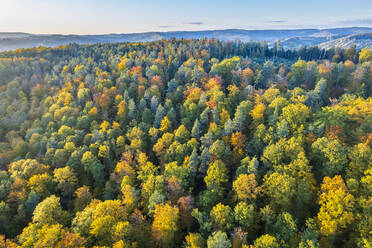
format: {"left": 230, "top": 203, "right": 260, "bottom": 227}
{"left": 0, "top": 39, "right": 371, "bottom": 248}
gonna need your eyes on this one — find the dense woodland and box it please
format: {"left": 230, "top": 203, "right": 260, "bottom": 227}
{"left": 0, "top": 39, "right": 371, "bottom": 248}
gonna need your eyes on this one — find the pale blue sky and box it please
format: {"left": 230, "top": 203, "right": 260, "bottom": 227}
{"left": 0, "top": 0, "right": 371, "bottom": 34}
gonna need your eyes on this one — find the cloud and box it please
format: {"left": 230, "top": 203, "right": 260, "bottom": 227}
{"left": 269, "top": 20, "right": 287, "bottom": 23}
{"left": 158, "top": 25, "right": 175, "bottom": 28}
{"left": 184, "top": 22, "right": 204, "bottom": 25}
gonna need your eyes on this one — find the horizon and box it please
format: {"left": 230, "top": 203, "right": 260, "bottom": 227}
{"left": 2, "top": 26, "right": 372, "bottom": 36}
{"left": 1, "top": 0, "right": 371, "bottom": 35}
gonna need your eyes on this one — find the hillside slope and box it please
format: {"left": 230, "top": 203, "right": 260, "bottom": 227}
{"left": 1, "top": 27, "right": 372, "bottom": 51}
{"left": 318, "top": 32, "right": 372, "bottom": 49}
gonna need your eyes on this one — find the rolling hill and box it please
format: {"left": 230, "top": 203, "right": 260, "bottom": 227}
{"left": 318, "top": 32, "right": 372, "bottom": 49}
{"left": 0, "top": 27, "right": 371, "bottom": 51}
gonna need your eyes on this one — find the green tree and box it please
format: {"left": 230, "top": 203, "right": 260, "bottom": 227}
{"left": 234, "top": 202, "right": 254, "bottom": 230}
{"left": 209, "top": 140, "right": 231, "bottom": 161}
{"left": 175, "top": 125, "right": 190, "bottom": 143}
{"left": 311, "top": 137, "right": 347, "bottom": 178}
{"left": 263, "top": 172, "right": 296, "bottom": 211}
{"left": 32, "top": 195, "right": 68, "bottom": 226}
{"left": 204, "top": 160, "right": 228, "bottom": 196}
{"left": 53, "top": 166, "right": 78, "bottom": 197}
{"left": 273, "top": 212, "right": 297, "bottom": 246}
{"left": 207, "top": 231, "right": 231, "bottom": 248}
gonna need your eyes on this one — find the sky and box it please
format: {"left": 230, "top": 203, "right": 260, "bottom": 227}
{"left": 0, "top": 0, "right": 372, "bottom": 34}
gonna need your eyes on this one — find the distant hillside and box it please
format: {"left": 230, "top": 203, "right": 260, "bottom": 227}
{"left": 318, "top": 33, "right": 372, "bottom": 49}
{"left": 0, "top": 27, "right": 372, "bottom": 51}
{"left": 279, "top": 36, "right": 332, "bottom": 49}
{"left": 0, "top": 32, "right": 31, "bottom": 39}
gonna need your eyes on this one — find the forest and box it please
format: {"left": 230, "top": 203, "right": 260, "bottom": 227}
{"left": 0, "top": 39, "right": 371, "bottom": 248}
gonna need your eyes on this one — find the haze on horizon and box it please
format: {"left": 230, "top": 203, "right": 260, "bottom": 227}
{"left": 0, "top": 0, "right": 372, "bottom": 35}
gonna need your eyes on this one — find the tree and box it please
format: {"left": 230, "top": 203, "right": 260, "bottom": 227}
{"left": 273, "top": 212, "right": 297, "bottom": 245}
{"left": 204, "top": 160, "right": 228, "bottom": 196}
{"left": 250, "top": 102, "right": 266, "bottom": 125}
{"left": 81, "top": 151, "right": 105, "bottom": 187}
{"left": 298, "top": 218, "right": 319, "bottom": 248}
{"left": 306, "top": 78, "right": 328, "bottom": 109}
{"left": 347, "top": 142, "right": 372, "bottom": 180}
{"left": 74, "top": 186, "right": 92, "bottom": 211}
{"left": 90, "top": 215, "right": 116, "bottom": 245}
{"left": 311, "top": 137, "right": 347, "bottom": 178}
{"left": 72, "top": 199, "right": 128, "bottom": 245}
{"left": 148, "top": 190, "right": 166, "bottom": 215}
{"left": 359, "top": 47, "right": 372, "bottom": 63}
{"left": 34, "top": 224, "right": 67, "bottom": 247}
{"left": 185, "top": 233, "right": 204, "bottom": 248}
{"left": 317, "top": 175, "right": 354, "bottom": 236}
{"left": 290, "top": 59, "right": 307, "bottom": 87}
{"left": 0, "top": 235, "right": 18, "bottom": 248}
{"left": 207, "top": 231, "right": 231, "bottom": 248}
{"left": 160, "top": 116, "right": 172, "bottom": 133}
{"left": 0, "top": 202, "right": 13, "bottom": 236}
{"left": 254, "top": 234, "right": 279, "bottom": 248}
{"left": 121, "top": 176, "right": 138, "bottom": 211}
{"left": 188, "top": 148, "right": 200, "bottom": 176}
{"left": 234, "top": 202, "right": 254, "bottom": 230}
{"left": 191, "top": 119, "right": 201, "bottom": 140}
{"left": 209, "top": 140, "right": 231, "bottom": 161}
{"left": 71, "top": 203, "right": 96, "bottom": 237}
{"left": 230, "top": 131, "right": 247, "bottom": 160}
{"left": 154, "top": 104, "right": 166, "bottom": 128}
{"left": 0, "top": 171, "right": 11, "bottom": 201}
{"left": 280, "top": 103, "right": 310, "bottom": 133}
{"left": 236, "top": 157, "right": 259, "bottom": 177}
{"left": 28, "top": 173, "right": 54, "bottom": 198}
{"left": 210, "top": 203, "right": 233, "bottom": 231}
{"left": 32, "top": 195, "right": 68, "bottom": 226}
{"left": 178, "top": 196, "right": 194, "bottom": 231}
{"left": 233, "top": 100, "right": 253, "bottom": 132}
{"left": 356, "top": 168, "right": 372, "bottom": 247}
{"left": 233, "top": 174, "right": 260, "bottom": 203}
{"left": 210, "top": 57, "right": 241, "bottom": 82}
{"left": 175, "top": 125, "right": 190, "bottom": 143}
{"left": 9, "top": 159, "right": 49, "bottom": 180}
{"left": 153, "top": 133, "right": 174, "bottom": 163}
{"left": 152, "top": 203, "right": 179, "bottom": 247}
{"left": 53, "top": 166, "right": 78, "bottom": 197}
{"left": 223, "top": 119, "right": 235, "bottom": 137}
{"left": 263, "top": 172, "right": 296, "bottom": 211}
{"left": 20, "top": 223, "right": 87, "bottom": 248}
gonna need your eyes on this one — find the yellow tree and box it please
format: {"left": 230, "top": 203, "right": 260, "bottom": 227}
{"left": 317, "top": 175, "right": 355, "bottom": 236}
{"left": 230, "top": 131, "right": 247, "bottom": 160}
{"left": 233, "top": 174, "right": 260, "bottom": 203}
{"left": 185, "top": 233, "right": 204, "bottom": 248}
{"left": 160, "top": 116, "right": 172, "bottom": 133}
{"left": 280, "top": 102, "right": 310, "bottom": 133}
{"left": 250, "top": 102, "right": 266, "bottom": 125}
{"left": 152, "top": 203, "right": 179, "bottom": 247}
{"left": 359, "top": 47, "right": 372, "bottom": 63}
